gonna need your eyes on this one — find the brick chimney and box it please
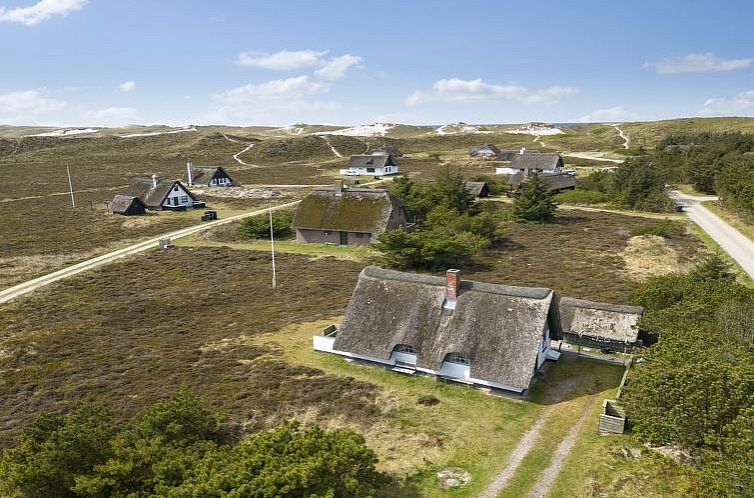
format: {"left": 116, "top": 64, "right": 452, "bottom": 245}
{"left": 152, "top": 174, "right": 160, "bottom": 188}
{"left": 446, "top": 269, "right": 461, "bottom": 303}
{"left": 186, "top": 161, "right": 193, "bottom": 186}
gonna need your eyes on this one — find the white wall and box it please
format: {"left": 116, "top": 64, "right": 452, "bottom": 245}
{"left": 162, "top": 183, "right": 194, "bottom": 208}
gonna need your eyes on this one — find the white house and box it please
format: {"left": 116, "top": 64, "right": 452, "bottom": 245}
{"left": 340, "top": 155, "right": 399, "bottom": 176}
{"left": 314, "top": 266, "right": 562, "bottom": 394}
{"left": 184, "top": 161, "right": 235, "bottom": 187}
{"left": 122, "top": 175, "right": 203, "bottom": 210}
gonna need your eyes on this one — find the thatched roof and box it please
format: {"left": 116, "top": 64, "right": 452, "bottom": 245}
{"left": 334, "top": 266, "right": 561, "bottom": 391}
{"left": 185, "top": 166, "right": 234, "bottom": 186}
{"left": 501, "top": 172, "right": 575, "bottom": 191}
{"left": 560, "top": 297, "right": 643, "bottom": 343}
{"left": 348, "top": 155, "right": 397, "bottom": 168}
{"left": 510, "top": 153, "right": 563, "bottom": 171}
{"left": 122, "top": 177, "right": 196, "bottom": 208}
{"left": 109, "top": 194, "right": 145, "bottom": 214}
{"left": 465, "top": 181, "right": 490, "bottom": 197}
{"left": 291, "top": 187, "right": 403, "bottom": 233}
{"left": 369, "top": 146, "right": 402, "bottom": 158}
{"left": 470, "top": 143, "right": 500, "bottom": 156}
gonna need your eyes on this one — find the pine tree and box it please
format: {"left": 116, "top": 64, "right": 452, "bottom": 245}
{"left": 512, "top": 173, "right": 557, "bottom": 223}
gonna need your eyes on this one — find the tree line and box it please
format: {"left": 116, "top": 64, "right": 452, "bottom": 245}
{"left": 0, "top": 391, "right": 383, "bottom": 498}
{"left": 622, "top": 257, "right": 754, "bottom": 497}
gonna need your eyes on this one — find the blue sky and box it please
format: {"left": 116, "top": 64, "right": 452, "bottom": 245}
{"left": 1, "top": 0, "right": 754, "bottom": 127}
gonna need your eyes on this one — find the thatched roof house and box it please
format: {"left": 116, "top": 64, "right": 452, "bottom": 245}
{"left": 291, "top": 182, "right": 409, "bottom": 245}
{"left": 315, "top": 266, "right": 563, "bottom": 393}
{"left": 469, "top": 143, "right": 501, "bottom": 158}
{"left": 109, "top": 195, "right": 146, "bottom": 215}
{"left": 341, "top": 155, "right": 399, "bottom": 176}
{"left": 465, "top": 181, "right": 491, "bottom": 198}
{"left": 510, "top": 152, "right": 564, "bottom": 172}
{"left": 122, "top": 175, "right": 200, "bottom": 210}
{"left": 185, "top": 162, "right": 235, "bottom": 187}
{"left": 369, "top": 145, "right": 402, "bottom": 158}
{"left": 560, "top": 297, "right": 643, "bottom": 347}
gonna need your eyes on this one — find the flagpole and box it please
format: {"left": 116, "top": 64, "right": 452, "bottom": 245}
{"left": 269, "top": 203, "right": 277, "bottom": 289}
{"left": 66, "top": 165, "right": 76, "bottom": 208}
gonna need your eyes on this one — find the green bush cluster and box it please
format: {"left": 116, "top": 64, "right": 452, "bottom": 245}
{"left": 581, "top": 156, "right": 675, "bottom": 212}
{"left": 622, "top": 257, "right": 754, "bottom": 497}
{"left": 629, "top": 219, "right": 686, "bottom": 238}
{"left": 237, "top": 210, "right": 294, "bottom": 239}
{"left": 511, "top": 173, "right": 558, "bottom": 223}
{"left": 377, "top": 168, "right": 504, "bottom": 269}
{"left": 0, "top": 391, "right": 383, "bottom": 498}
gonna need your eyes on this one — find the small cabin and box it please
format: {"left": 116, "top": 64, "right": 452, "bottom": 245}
{"left": 559, "top": 297, "right": 644, "bottom": 350}
{"left": 184, "top": 162, "right": 235, "bottom": 187}
{"left": 122, "top": 175, "right": 203, "bottom": 211}
{"left": 465, "top": 182, "right": 491, "bottom": 198}
{"left": 469, "top": 143, "right": 501, "bottom": 159}
{"left": 109, "top": 195, "right": 146, "bottom": 215}
{"left": 291, "top": 182, "right": 409, "bottom": 245}
{"left": 340, "top": 155, "right": 399, "bottom": 176}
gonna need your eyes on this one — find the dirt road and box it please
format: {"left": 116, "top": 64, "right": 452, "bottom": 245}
{"left": 671, "top": 191, "right": 754, "bottom": 279}
{"left": 0, "top": 201, "right": 301, "bottom": 305}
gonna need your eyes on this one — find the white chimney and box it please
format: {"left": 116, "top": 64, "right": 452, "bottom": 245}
{"left": 186, "top": 161, "right": 193, "bottom": 186}
{"left": 334, "top": 180, "right": 345, "bottom": 194}
{"left": 152, "top": 174, "right": 160, "bottom": 188}
{"left": 520, "top": 147, "right": 526, "bottom": 154}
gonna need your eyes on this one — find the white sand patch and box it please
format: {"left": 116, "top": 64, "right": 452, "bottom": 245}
{"left": 118, "top": 126, "right": 197, "bottom": 138}
{"left": 434, "top": 122, "right": 492, "bottom": 135}
{"left": 277, "top": 124, "right": 304, "bottom": 135}
{"left": 315, "top": 123, "right": 394, "bottom": 137}
{"left": 28, "top": 128, "right": 99, "bottom": 137}
{"left": 506, "top": 122, "right": 564, "bottom": 136}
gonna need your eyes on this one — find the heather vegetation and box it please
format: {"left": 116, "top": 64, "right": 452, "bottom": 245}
{"left": 623, "top": 256, "right": 754, "bottom": 497}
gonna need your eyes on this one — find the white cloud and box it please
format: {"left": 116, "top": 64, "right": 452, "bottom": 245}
{"left": 406, "top": 78, "right": 578, "bottom": 106}
{"left": 577, "top": 106, "right": 639, "bottom": 123}
{"left": 0, "top": 90, "right": 66, "bottom": 118}
{"left": 81, "top": 106, "right": 137, "bottom": 125}
{"left": 314, "top": 54, "right": 363, "bottom": 80}
{"left": 118, "top": 81, "right": 136, "bottom": 92}
{"left": 0, "top": 0, "right": 87, "bottom": 26}
{"left": 213, "top": 76, "right": 324, "bottom": 105}
{"left": 235, "top": 49, "right": 328, "bottom": 70}
{"left": 644, "top": 52, "right": 753, "bottom": 74}
{"left": 698, "top": 90, "right": 754, "bottom": 116}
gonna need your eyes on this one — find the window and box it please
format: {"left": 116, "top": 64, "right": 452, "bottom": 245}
{"left": 366, "top": 167, "right": 375, "bottom": 173}
{"left": 355, "top": 232, "right": 363, "bottom": 238}
{"left": 324, "top": 230, "right": 332, "bottom": 236}
{"left": 444, "top": 352, "right": 470, "bottom": 365}
{"left": 173, "top": 186, "right": 179, "bottom": 192}
{"left": 180, "top": 196, "right": 188, "bottom": 203}
{"left": 393, "top": 344, "right": 417, "bottom": 354}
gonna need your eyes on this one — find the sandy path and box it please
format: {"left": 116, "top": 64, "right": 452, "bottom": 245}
{"left": 563, "top": 152, "right": 624, "bottom": 163}
{"left": 478, "top": 417, "right": 549, "bottom": 498}
{"left": 526, "top": 396, "right": 597, "bottom": 498}
{"left": 612, "top": 124, "right": 630, "bottom": 149}
{"left": 1, "top": 185, "right": 129, "bottom": 203}
{"left": 321, "top": 136, "right": 343, "bottom": 157}
{"left": 221, "top": 134, "right": 259, "bottom": 166}
{"left": 0, "top": 200, "right": 302, "bottom": 304}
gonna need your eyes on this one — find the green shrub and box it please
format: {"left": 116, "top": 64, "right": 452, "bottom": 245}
{"left": 555, "top": 189, "right": 609, "bottom": 205}
{"left": 512, "top": 173, "right": 557, "bottom": 223}
{"left": 237, "top": 210, "right": 294, "bottom": 239}
{"left": 629, "top": 219, "right": 686, "bottom": 238}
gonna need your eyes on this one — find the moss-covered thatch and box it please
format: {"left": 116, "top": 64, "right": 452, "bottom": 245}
{"left": 291, "top": 188, "right": 402, "bottom": 234}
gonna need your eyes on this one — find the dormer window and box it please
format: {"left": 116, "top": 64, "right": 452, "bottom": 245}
{"left": 444, "top": 352, "right": 470, "bottom": 365}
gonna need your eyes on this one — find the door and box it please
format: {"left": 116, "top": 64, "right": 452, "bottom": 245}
{"left": 339, "top": 231, "right": 348, "bottom": 245}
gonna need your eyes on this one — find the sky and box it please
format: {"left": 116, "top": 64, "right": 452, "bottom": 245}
{"left": 1, "top": 0, "right": 754, "bottom": 127}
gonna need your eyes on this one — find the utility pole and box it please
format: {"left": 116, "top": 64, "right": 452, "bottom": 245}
{"left": 66, "top": 166, "right": 76, "bottom": 208}
{"left": 269, "top": 203, "right": 277, "bottom": 289}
